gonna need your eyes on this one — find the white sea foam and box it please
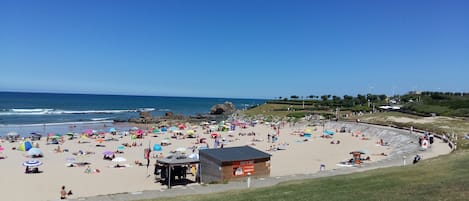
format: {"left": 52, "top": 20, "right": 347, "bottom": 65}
{"left": 0, "top": 120, "right": 114, "bottom": 127}
{"left": 0, "top": 108, "right": 153, "bottom": 115}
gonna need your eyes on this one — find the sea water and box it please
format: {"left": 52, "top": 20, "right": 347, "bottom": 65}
{"left": 0, "top": 92, "right": 265, "bottom": 135}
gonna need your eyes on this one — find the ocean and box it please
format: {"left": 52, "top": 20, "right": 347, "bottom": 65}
{"left": 0, "top": 92, "right": 265, "bottom": 136}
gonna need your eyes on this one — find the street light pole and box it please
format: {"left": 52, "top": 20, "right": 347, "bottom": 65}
{"left": 302, "top": 96, "right": 305, "bottom": 109}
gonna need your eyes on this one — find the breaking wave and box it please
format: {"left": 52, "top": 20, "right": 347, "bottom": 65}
{"left": 0, "top": 108, "right": 156, "bottom": 116}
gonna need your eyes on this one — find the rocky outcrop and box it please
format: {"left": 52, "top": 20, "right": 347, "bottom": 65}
{"left": 128, "top": 111, "right": 160, "bottom": 124}
{"left": 210, "top": 101, "right": 236, "bottom": 115}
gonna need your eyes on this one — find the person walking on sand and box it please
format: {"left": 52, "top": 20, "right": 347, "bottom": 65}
{"left": 60, "top": 186, "right": 67, "bottom": 199}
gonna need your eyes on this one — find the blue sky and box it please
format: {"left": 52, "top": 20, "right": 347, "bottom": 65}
{"left": 1, "top": 0, "right": 468, "bottom": 99}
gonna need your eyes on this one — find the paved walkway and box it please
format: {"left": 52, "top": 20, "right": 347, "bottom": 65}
{"left": 70, "top": 123, "right": 451, "bottom": 201}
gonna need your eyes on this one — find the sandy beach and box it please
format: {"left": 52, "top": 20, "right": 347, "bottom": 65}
{"left": 0, "top": 121, "right": 452, "bottom": 201}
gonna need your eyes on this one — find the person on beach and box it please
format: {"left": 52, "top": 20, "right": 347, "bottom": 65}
{"left": 60, "top": 186, "right": 67, "bottom": 199}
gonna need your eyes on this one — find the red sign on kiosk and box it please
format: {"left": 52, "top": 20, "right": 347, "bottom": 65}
{"left": 232, "top": 160, "right": 254, "bottom": 176}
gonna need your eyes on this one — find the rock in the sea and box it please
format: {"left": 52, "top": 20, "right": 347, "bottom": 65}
{"left": 140, "top": 111, "right": 152, "bottom": 118}
{"left": 210, "top": 101, "right": 236, "bottom": 115}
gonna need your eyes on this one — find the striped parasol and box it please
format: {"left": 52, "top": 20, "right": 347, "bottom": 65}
{"left": 23, "top": 160, "right": 42, "bottom": 167}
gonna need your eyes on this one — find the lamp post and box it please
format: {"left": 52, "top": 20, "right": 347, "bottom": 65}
{"left": 302, "top": 96, "right": 305, "bottom": 109}
{"left": 247, "top": 172, "right": 251, "bottom": 188}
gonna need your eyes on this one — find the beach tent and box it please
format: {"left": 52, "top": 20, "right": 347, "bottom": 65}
{"left": 18, "top": 141, "right": 33, "bottom": 151}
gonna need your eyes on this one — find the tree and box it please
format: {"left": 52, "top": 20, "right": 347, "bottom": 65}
{"left": 378, "top": 94, "right": 387, "bottom": 102}
{"left": 321, "top": 95, "right": 329, "bottom": 102}
{"left": 332, "top": 96, "right": 341, "bottom": 105}
{"left": 290, "top": 95, "right": 299, "bottom": 100}
{"left": 357, "top": 94, "right": 367, "bottom": 105}
{"left": 343, "top": 95, "right": 354, "bottom": 107}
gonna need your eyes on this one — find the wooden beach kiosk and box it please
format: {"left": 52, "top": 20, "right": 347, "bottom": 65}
{"left": 199, "top": 146, "right": 271, "bottom": 183}
{"left": 156, "top": 152, "right": 200, "bottom": 189}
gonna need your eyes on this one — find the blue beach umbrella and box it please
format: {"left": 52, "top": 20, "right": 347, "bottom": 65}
{"left": 108, "top": 128, "right": 117, "bottom": 133}
{"left": 117, "top": 145, "right": 125, "bottom": 151}
{"left": 323, "top": 130, "right": 335, "bottom": 135}
{"left": 153, "top": 144, "right": 162, "bottom": 151}
{"left": 23, "top": 160, "right": 42, "bottom": 167}
{"left": 161, "top": 127, "right": 168, "bottom": 132}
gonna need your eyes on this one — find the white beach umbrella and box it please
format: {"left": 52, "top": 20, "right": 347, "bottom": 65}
{"left": 112, "top": 157, "right": 127, "bottom": 163}
{"left": 175, "top": 147, "right": 187, "bottom": 153}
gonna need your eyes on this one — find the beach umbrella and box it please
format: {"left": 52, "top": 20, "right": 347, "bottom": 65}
{"left": 117, "top": 145, "right": 125, "bottom": 151}
{"left": 112, "top": 157, "right": 127, "bottom": 163}
{"left": 103, "top": 150, "right": 114, "bottom": 156}
{"left": 18, "top": 141, "right": 33, "bottom": 151}
{"left": 170, "top": 126, "right": 178, "bottom": 131}
{"left": 84, "top": 129, "right": 93, "bottom": 135}
{"left": 188, "top": 153, "right": 199, "bottom": 159}
{"left": 153, "top": 129, "right": 160, "bottom": 133}
{"left": 323, "top": 130, "right": 335, "bottom": 135}
{"left": 108, "top": 128, "right": 117, "bottom": 133}
{"left": 66, "top": 157, "right": 76, "bottom": 163}
{"left": 27, "top": 148, "right": 43, "bottom": 156}
{"left": 0, "top": 147, "right": 4, "bottom": 152}
{"left": 153, "top": 144, "right": 162, "bottom": 151}
{"left": 23, "top": 160, "right": 42, "bottom": 167}
{"left": 65, "top": 132, "right": 74, "bottom": 136}
{"left": 130, "top": 127, "right": 139, "bottom": 131}
{"left": 304, "top": 128, "right": 312, "bottom": 134}
{"left": 175, "top": 147, "right": 187, "bottom": 153}
{"left": 7, "top": 131, "right": 19, "bottom": 136}
{"left": 178, "top": 124, "right": 186, "bottom": 129}
{"left": 161, "top": 127, "right": 168, "bottom": 132}
{"left": 96, "top": 138, "right": 104, "bottom": 143}
{"left": 187, "top": 130, "right": 195, "bottom": 135}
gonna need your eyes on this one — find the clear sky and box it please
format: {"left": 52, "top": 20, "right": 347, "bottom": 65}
{"left": 1, "top": 0, "right": 468, "bottom": 99}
